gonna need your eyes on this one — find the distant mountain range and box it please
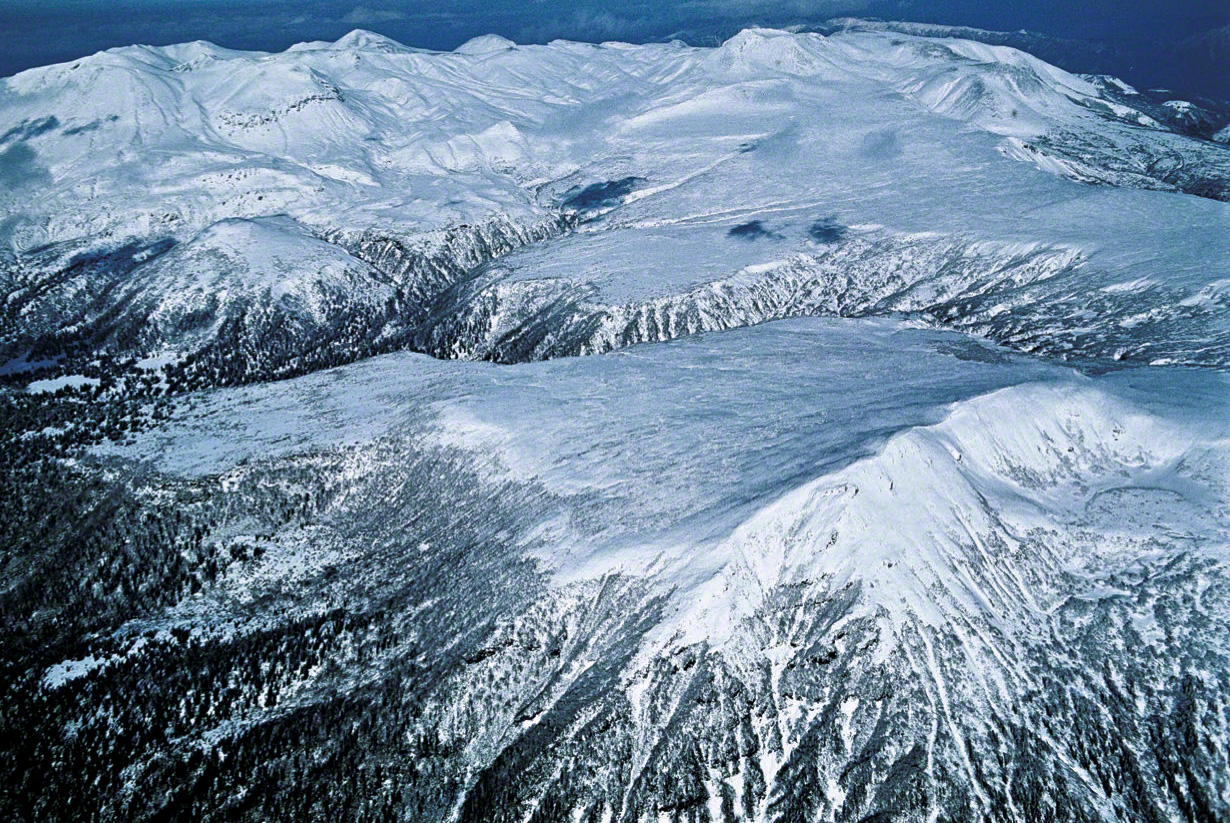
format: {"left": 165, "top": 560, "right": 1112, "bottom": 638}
{"left": 818, "top": 17, "right": 1230, "bottom": 111}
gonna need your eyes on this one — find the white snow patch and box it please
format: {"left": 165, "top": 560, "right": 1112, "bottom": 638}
{"left": 27, "top": 374, "right": 99, "bottom": 393}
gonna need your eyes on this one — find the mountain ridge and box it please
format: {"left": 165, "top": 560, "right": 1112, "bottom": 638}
{"left": 3, "top": 25, "right": 1229, "bottom": 393}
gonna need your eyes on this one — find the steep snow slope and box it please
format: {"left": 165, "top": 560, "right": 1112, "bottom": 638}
{"left": 32, "top": 318, "right": 1223, "bottom": 822}
{"left": 89, "top": 216, "right": 396, "bottom": 348}
{"left": 2, "top": 26, "right": 1229, "bottom": 381}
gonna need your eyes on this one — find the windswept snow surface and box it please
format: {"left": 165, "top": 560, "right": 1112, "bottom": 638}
{"left": 88, "top": 317, "right": 1230, "bottom": 822}
{"left": 2, "top": 25, "right": 1229, "bottom": 373}
{"left": 4, "top": 24, "right": 1230, "bottom": 823}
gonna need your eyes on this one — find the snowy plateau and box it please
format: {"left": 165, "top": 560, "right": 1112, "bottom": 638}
{"left": 1, "top": 23, "right": 1229, "bottom": 823}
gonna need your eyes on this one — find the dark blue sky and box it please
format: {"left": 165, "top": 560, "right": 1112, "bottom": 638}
{"left": 2, "top": 1, "right": 1227, "bottom": 97}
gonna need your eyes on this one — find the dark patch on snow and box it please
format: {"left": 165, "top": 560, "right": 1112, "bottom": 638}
{"left": 859, "top": 128, "right": 902, "bottom": 159}
{"left": 561, "top": 177, "right": 644, "bottom": 216}
{"left": 931, "top": 338, "right": 1015, "bottom": 364}
{"left": 62, "top": 121, "right": 101, "bottom": 136}
{"left": 66, "top": 238, "right": 179, "bottom": 273}
{"left": 808, "top": 217, "right": 848, "bottom": 244}
{"left": 0, "top": 352, "right": 63, "bottom": 376}
{"left": 0, "top": 214, "right": 28, "bottom": 246}
{"left": 0, "top": 143, "right": 50, "bottom": 188}
{"left": 0, "top": 116, "right": 60, "bottom": 145}
{"left": 728, "top": 220, "right": 777, "bottom": 240}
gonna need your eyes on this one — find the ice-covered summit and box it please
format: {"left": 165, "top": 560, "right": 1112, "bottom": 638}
{"left": 328, "top": 29, "right": 422, "bottom": 53}
{"left": 455, "top": 33, "right": 517, "bottom": 54}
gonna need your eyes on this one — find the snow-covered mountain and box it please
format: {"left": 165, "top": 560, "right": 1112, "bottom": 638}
{"left": 821, "top": 17, "right": 1230, "bottom": 117}
{"left": 2, "top": 25, "right": 1229, "bottom": 382}
{"left": 1, "top": 25, "right": 1229, "bottom": 823}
